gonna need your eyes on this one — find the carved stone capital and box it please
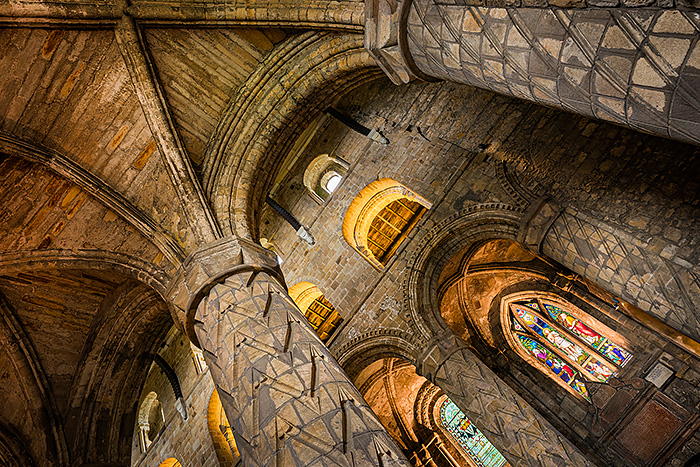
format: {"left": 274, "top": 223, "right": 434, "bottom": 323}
{"left": 365, "top": 0, "right": 431, "bottom": 84}
{"left": 415, "top": 330, "right": 469, "bottom": 382}
{"left": 165, "top": 235, "right": 282, "bottom": 347}
{"left": 517, "top": 197, "right": 562, "bottom": 254}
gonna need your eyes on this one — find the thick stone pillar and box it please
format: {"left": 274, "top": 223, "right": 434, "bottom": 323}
{"left": 417, "top": 332, "right": 593, "bottom": 467}
{"left": 520, "top": 198, "right": 700, "bottom": 343}
{"left": 366, "top": 0, "right": 700, "bottom": 146}
{"left": 167, "top": 237, "right": 410, "bottom": 467}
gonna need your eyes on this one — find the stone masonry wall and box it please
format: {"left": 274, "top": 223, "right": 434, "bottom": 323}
{"left": 131, "top": 329, "right": 222, "bottom": 467}
{"left": 260, "top": 76, "right": 700, "bottom": 465}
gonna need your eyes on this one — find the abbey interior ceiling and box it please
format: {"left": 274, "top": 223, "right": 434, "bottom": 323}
{"left": 0, "top": 0, "right": 700, "bottom": 465}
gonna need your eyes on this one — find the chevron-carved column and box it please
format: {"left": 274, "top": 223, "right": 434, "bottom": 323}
{"left": 366, "top": 0, "right": 700, "bottom": 146}
{"left": 417, "top": 333, "right": 593, "bottom": 467}
{"left": 167, "top": 236, "right": 410, "bottom": 466}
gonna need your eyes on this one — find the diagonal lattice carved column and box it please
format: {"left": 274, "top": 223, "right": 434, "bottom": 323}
{"left": 418, "top": 332, "right": 593, "bottom": 467}
{"left": 167, "top": 236, "right": 410, "bottom": 466}
{"left": 366, "top": 0, "right": 700, "bottom": 146}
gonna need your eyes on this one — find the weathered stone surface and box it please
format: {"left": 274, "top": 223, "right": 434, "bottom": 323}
{"left": 189, "top": 244, "right": 410, "bottom": 466}
{"left": 417, "top": 333, "right": 594, "bottom": 467}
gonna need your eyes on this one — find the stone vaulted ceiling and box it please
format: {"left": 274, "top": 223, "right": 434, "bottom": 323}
{"left": 0, "top": 1, "right": 374, "bottom": 463}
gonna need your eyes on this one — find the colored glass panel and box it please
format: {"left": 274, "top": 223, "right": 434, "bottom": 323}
{"left": 514, "top": 306, "right": 616, "bottom": 382}
{"left": 543, "top": 303, "right": 631, "bottom": 367}
{"left": 514, "top": 307, "right": 589, "bottom": 365}
{"left": 439, "top": 399, "right": 507, "bottom": 467}
{"left": 518, "top": 336, "right": 589, "bottom": 400}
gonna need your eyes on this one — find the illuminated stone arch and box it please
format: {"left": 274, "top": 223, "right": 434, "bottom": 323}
{"left": 157, "top": 458, "right": 181, "bottom": 467}
{"left": 303, "top": 153, "right": 348, "bottom": 202}
{"left": 207, "top": 390, "right": 239, "bottom": 466}
{"left": 288, "top": 281, "right": 343, "bottom": 342}
{"left": 343, "top": 178, "right": 432, "bottom": 269}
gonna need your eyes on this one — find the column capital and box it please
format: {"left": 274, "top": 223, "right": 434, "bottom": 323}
{"left": 517, "top": 197, "right": 562, "bottom": 255}
{"left": 165, "top": 236, "right": 283, "bottom": 347}
{"left": 365, "top": 0, "right": 432, "bottom": 84}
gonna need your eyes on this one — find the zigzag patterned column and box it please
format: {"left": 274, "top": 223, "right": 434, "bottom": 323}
{"left": 366, "top": 0, "right": 700, "bottom": 145}
{"left": 168, "top": 237, "right": 410, "bottom": 467}
{"left": 418, "top": 333, "right": 593, "bottom": 467}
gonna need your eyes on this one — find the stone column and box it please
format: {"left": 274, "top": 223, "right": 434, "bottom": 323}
{"left": 417, "top": 332, "right": 593, "bottom": 467}
{"left": 365, "top": 0, "right": 700, "bottom": 146}
{"left": 520, "top": 198, "right": 700, "bottom": 344}
{"left": 168, "top": 236, "right": 411, "bottom": 467}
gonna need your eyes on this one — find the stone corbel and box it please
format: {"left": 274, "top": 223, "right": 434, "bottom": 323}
{"left": 165, "top": 236, "right": 283, "bottom": 347}
{"left": 517, "top": 197, "right": 562, "bottom": 255}
{"left": 365, "top": 0, "right": 430, "bottom": 84}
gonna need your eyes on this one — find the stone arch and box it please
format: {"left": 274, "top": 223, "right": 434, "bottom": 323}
{"left": 68, "top": 283, "right": 171, "bottom": 465}
{"left": 303, "top": 153, "right": 348, "bottom": 202}
{"left": 0, "top": 249, "right": 170, "bottom": 298}
{"left": 0, "top": 423, "right": 34, "bottom": 467}
{"left": 203, "top": 31, "right": 383, "bottom": 239}
{"left": 334, "top": 328, "right": 421, "bottom": 382}
{"left": 288, "top": 281, "right": 343, "bottom": 342}
{"left": 137, "top": 391, "right": 164, "bottom": 451}
{"left": 342, "top": 177, "right": 432, "bottom": 269}
{"left": 402, "top": 203, "right": 524, "bottom": 340}
{"left": 157, "top": 458, "right": 181, "bottom": 467}
{"left": 207, "top": 390, "right": 239, "bottom": 466}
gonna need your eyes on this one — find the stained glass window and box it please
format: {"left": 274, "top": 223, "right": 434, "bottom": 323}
{"left": 439, "top": 398, "right": 507, "bottom": 467}
{"left": 510, "top": 298, "right": 632, "bottom": 401}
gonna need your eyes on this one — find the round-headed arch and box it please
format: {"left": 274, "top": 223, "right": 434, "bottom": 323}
{"left": 342, "top": 178, "right": 432, "bottom": 269}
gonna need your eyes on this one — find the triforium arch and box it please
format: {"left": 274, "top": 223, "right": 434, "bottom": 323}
{"left": 343, "top": 177, "right": 432, "bottom": 269}
{"left": 288, "top": 281, "right": 343, "bottom": 342}
{"left": 203, "top": 31, "right": 383, "bottom": 239}
{"left": 303, "top": 153, "right": 349, "bottom": 202}
{"left": 137, "top": 392, "right": 164, "bottom": 451}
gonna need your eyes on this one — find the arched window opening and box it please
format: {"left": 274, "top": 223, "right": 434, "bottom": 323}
{"left": 288, "top": 282, "right": 343, "bottom": 342}
{"left": 303, "top": 154, "right": 348, "bottom": 202}
{"left": 324, "top": 172, "right": 342, "bottom": 193}
{"left": 439, "top": 398, "right": 506, "bottom": 467}
{"left": 343, "top": 178, "right": 431, "bottom": 269}
{"left": 506, "top": 296, "right": 632, "bottom": 401}
{"left": 137, "top": 391, "right": 165, "bottom": 452}
{"left": 208, "top": 390, "right": 240, "bottom": 465}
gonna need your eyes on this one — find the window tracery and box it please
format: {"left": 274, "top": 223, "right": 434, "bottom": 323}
{"left": 439, "top": 398, "right": 506, "bottom": 467}
{"left": 507, "top": 296, "right": 632, "bottom": 401}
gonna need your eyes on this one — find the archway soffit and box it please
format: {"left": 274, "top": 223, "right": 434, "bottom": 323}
{"left": 402, "top": 203, "right": 525, "bottom": 340}
{"left": 201, "top": 31, "right": 382, "bottom": 239}
{"left": 0, "top": 292, "right": 70, "bottom": 466}
{"left": 0, "top": 133, "right": 186, "bottom": 265}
